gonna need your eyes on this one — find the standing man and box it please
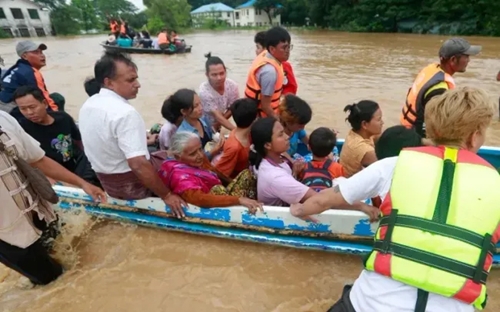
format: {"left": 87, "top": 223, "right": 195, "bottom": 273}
{"left": 254, "top": 31, "right": 298, "bottom": 96}
{"left": 244, "top": 26, "right": 291, "bottom": 118}
{"left": 400, "top": 37, "right": 481, "bottom": 136}
{"left": 79, "top": 51, "right": 186, "bottom": 219}
{"left": 0, "top": 41, "right": 65, "bottom": 117}
{"left": 0, "top": 110, "right": 105, "bottom": 286}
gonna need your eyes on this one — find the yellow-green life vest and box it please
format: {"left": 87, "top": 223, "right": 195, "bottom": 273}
{"left": 364, "top": 146, "right": 500, "bottom": 310}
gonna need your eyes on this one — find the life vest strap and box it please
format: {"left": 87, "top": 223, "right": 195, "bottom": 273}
{"left": 373, "top": 240, "right": 489, "bottom": 284}
{"left": 432, "top": 158, "right": 456, "bottom": 222}
{"left": 378, "top": 214, "right": 496, "bottom": 254}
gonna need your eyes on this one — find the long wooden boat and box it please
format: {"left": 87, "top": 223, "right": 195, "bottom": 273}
{"left": 53, "top": 140, "right": 500, "bottom": 266}
{"left": 100, "top": 43, "right": 192, "bottom": 55}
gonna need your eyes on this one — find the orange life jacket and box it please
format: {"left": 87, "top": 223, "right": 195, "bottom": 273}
{"left": 400, "top": 63, "right": 455, "bottom": 133}
{"left": 244, "top": 51, "right": 284, "bottom": 117}
{"left": 33, "top": 68, "right": 57, "bottom": 111}
{"left": 158, "top": 32, "right": 169, "bottom": 45}
{"left": 110, "top": 21, "right": 118, "bottom": 33}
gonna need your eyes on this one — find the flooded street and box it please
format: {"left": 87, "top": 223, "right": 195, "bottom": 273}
{"left": 1, "top": 30, "right": 500, "bottom": 311}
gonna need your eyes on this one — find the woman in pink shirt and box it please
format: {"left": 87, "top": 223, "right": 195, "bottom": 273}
{"left": 249, "top": 117, "right": 316, "bottom": 206}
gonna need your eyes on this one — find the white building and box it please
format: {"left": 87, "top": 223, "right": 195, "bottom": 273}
{"left": 190, "top": 2, "right": 235, "bottom": 27}
{"left": 235, "top": 0, "right": 280, "bottom": 27}
{"left": 0, "top": 0, "right": 51, "bottom": 38}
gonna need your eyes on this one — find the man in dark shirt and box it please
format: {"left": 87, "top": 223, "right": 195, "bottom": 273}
{"left": 12, "top": 85, "right": 101, "bottom": 186}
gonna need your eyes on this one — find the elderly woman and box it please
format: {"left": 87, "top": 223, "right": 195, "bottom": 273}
{"left": 158, "top": 131, "right": 262, "bottom": 213}
{"left": 291, "top": 87, "right": 500, "bottom": 312}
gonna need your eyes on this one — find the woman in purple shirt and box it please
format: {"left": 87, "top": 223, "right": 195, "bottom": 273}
{"left": 249, "top": 117, "right": 316, "bottom": 206}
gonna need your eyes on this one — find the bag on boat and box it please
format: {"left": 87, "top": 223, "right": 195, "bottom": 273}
{"left": 301, "top": 159, "right": 333, "bottom": 192}
{"left": 0, "top": 129, "right": 59, "bottom": 204}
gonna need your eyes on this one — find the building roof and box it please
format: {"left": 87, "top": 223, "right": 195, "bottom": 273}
{"left": 191, "top": 2, "right": 234, "bottom": 14}
{"left": 236, "top": 0, "right": 282, "bottom": 9}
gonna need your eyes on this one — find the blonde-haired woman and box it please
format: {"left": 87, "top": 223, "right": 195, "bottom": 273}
{"left": 290, "top": 87, "right": 500, "bottom": 312}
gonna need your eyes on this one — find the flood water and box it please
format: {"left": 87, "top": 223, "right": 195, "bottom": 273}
{"left": 0, "top": 30, "right": 500, "bottom": 312}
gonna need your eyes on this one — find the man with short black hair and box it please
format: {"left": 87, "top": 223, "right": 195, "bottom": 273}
{"left": 13, "top": 85, "right": 100, "bottom": 187}
{"left": 245, "top": 26, "right": 292, "bottom": 118}
{"left": 400, "top": 37, "right": 481, "bottom": 136}
{"left": 79, "top": 51, "right": 186, "bottom": 218}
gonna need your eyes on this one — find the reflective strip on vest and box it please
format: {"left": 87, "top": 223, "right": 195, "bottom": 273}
{"left": 364, "top": 146, "right": 500, "bottom": 310}
{"left": 400, "top": 64, "right": 455, "bottom": 130}
{"left": 244, "top": 51, "right": 284, "bottom": 116}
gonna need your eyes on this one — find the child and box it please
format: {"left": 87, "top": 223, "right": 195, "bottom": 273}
{"left": 215, "top": 98, "right": 258, "bottom": 178}
{"left": 300, "top": 127, "right": 344, "bottom": 192}
{"left": 278, "top": 94, "right": 312, "bottom": 161}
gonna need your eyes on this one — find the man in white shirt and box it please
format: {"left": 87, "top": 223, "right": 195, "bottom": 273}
{"left": 79, "top": 51, "right": 186, "bottom": 218}
{"left": 290, "top": 87, "right": 499, "bottom": 312}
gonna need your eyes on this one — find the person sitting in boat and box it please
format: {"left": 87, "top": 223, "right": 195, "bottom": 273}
{"left": 375, "top": 125, "right": 427, "bottom": 160}
{"left": 250, "top": 117, "right": 317, "bottom": 206}
{"left": 0, "top": 41, "right": 65, "bottom": 120}
{"left": 106, "top": 33, "right": 117, "bottom": 46}
{"left": 278, "top": 94, "right": 312, "bottom": 161}
{"left": 159, "top": 95, "right": 184, "bottom": 150}
{"left": 158, "top": 28, "right": 171, "bottom": 50}
{"left": 291, "top": 86, "right": 499, "bottom": 312}
{"left": 116, "top": 33, "right": 133, "bottom": 48}
{"left": 199, "top": 52, "right": 239, "bottom": 131}
{"left": 254, "top": 31, "right": 298, "bottom": 96}
{"left": 299, "top": 127, "right": 344, "bottom": 192}
{"left": 215, "top": 98, "right": 258, "bottom": 178}
{"left": 139, "top": 31, "right": 152, "bottom": 49}
{"left": 159, "top": 131, "right": 262, "bottom": 213}
{"left": 84, "top": 76, "right": 101, "bottom": 97}
{"left": 339, "top": 100, "right": 383, "bottom": 177}
{"left": 79, "top": 51, "right": 186, "bottom": 218}
{"left": 0, "top": 110, "right": 105, "bottom": 286}
{"left": 13, "top": 85, "right": 101, "bottom": 187}
{"left": 168, "top": 89, "right": 224, "bottom": 161}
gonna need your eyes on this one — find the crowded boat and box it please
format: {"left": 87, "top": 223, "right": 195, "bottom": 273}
{"left": 104, "top": 16, "right": 189, "bottom": 53}
{"left": 0, "top": 24, "right": 499, "bottom": 312}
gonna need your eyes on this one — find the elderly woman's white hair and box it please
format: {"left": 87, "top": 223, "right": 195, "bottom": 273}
{"left": 169, "top": 131, "right": 200, "bottom": 156}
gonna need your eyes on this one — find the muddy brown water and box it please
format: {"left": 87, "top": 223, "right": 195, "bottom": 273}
{"left": 0, "top": 30, "right": 500, "bottom": 312}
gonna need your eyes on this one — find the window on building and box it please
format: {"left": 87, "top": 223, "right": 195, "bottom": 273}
{"left": 256, "top": 9, "right": 261, "bottom": 15}
{"left": 28, "top": 9, "right": 40, "bottom": 20}
{"left": 246, "top": 9, "right": 249, "bottom": 15}
{"left": 10, "top": 8, "right": 24, "bottom": 19}
{"left": 18, "top": 28, "right": 30, "bottom": 37}
{"left": 227, "top": 12, "right": 230, "bottom": 17}
{"left": 0, "top": 8, "right": 6, "bottom": 19}
{"left": 35, "top": 28, "right": 45, "bottom": 37}
{"left": 2, "top": 28, "right": 13, "bottom": 37}
{"left": 235, "top": 12, "right": 239, "bottom": 19}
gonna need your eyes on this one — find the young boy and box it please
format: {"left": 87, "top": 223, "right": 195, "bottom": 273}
{"left": 300, "top": 127, "right": 344, "bottom": 191}
{"left": 13, "top": 85, "right": 101, "bottom": 187}
{"left": 214, "top": 98, "right": 258, "bottom": 178}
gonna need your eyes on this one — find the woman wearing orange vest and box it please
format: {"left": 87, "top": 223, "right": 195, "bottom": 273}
{"left": 291, "top": 87, "right": 499, "bottom": 312}
{"left": 244, "top": 26, "right": 291, "bottom": 118}
{"left": 157, "top": 29, "right": 170, "bottom": 50}
{"left": 109, "top": 19, "right": 119, "bottom": 34}
{"left": 400, "top": 37, "right": 481, "bottom": 137}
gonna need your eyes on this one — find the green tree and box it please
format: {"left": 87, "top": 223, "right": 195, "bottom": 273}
{"left": 254, "top": 0, "right": 280, "bottom": 25}
{"left": 50, "top": 5, "right": 82, "bottom": 35}
{"left": 144, "top": 0, "right": 191, "bottom": 33}
{"left": 72, "top": 0, "right": 99, "bottom": 31}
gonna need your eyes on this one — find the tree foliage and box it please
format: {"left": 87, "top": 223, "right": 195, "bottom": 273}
{"left": 254, "top": 0, "right": 280, "bottom": 24}
{"left": 144, "top": 0, "right": 192, "bottom": 33}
